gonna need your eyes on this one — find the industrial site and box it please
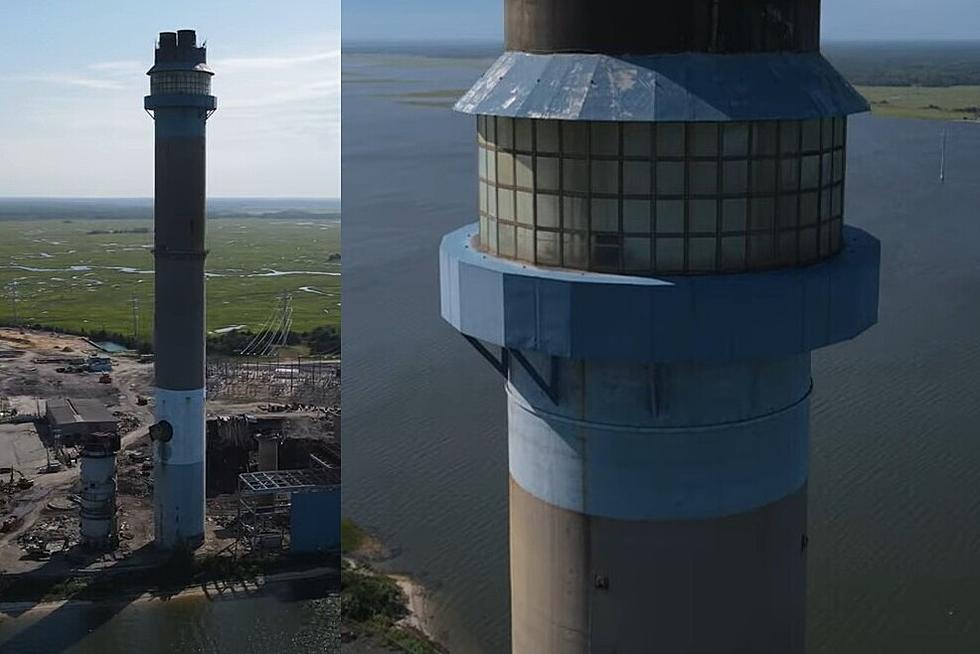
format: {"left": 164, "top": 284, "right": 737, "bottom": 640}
{"left": 0, "top": 327, "right": 340, "bottom": 591}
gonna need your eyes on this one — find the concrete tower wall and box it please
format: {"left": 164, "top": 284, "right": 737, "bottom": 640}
{"left": 145, "top": 30, "right": 215, "bottom": 550}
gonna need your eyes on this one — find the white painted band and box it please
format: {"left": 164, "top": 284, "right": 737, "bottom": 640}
{"left": 154, "top": 387, "right": 205, "bottom": 466}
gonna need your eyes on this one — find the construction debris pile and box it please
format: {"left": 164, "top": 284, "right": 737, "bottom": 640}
{"left": 17, "top": 511, "right": 80, "bottom": 560}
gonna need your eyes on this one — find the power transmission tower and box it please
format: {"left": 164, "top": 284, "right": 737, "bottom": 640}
{"left": 131, "top": 295, "right": 141, "bottom": 341}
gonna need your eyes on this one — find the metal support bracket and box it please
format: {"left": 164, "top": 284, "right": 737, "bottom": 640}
{"left": 462, "top": 335, "right": 509, "bottom": 377}
{"left": 509, "top": 350, "right": 560, "bottom": 405}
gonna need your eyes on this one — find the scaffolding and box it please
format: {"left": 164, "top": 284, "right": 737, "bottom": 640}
{"left": 235, "top": 455, "right": 339, "bottom": 553}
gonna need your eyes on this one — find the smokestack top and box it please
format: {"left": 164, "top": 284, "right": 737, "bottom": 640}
{"left": 154, "top": 28, "right": 207, "bottom": 66}
{"left": 505, "top": 0, "right": 822, "bottom": 55}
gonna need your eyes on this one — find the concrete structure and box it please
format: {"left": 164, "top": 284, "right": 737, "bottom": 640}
{"left": 78, "top": 432, "right": 120, "bottom": 550}
{"left": 145, "top": 29, "right": 216, "bottom": 550}
{"left": 441, "top": 1, "right": 881, "bottom": 652}
{"left": 45, "top": 398, "right": 118, "bottom": 442}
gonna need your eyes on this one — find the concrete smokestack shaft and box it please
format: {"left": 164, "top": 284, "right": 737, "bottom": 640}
{"left": 145, "top": 30, "right": 216, "bottom": 550}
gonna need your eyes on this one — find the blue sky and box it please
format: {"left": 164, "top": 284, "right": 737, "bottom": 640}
{"left": 0, "top": 0, "right": 339, "bottom": 198}
{"left": 344, "top": 0, "right": 980, "bottom": 42}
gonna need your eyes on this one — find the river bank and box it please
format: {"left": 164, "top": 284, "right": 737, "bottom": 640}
{"left": 340, "top": 520, "right": 446, "bottom": 653}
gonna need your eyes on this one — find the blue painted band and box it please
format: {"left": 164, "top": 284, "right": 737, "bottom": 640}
{"left": 455, "top": 51, "right": 868, "bottom": 122}
{"left": 153, "top": 459, "right": 205, "bottom": 548}
{"left": 145, "top": 94, "right": 217, "bottom": 111}
{"left": 507, "top": 378, "right": 810, "bottom": 520}
{"left": 440, "top": 224, "right": 880, "bottom": 364}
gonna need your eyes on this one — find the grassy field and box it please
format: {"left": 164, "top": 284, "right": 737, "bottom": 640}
{"left": 858, "top": 85, "right": 980, "bottom": 121}
{"left": 0, "top": 217, "right": 340, "bottom": 338}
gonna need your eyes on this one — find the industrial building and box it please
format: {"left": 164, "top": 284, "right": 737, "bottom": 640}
{"left": 441, "top": 1, "right": 881, "bottom": 652}
{"left": 45, "top": 398, "right": 119, "bottom": 441}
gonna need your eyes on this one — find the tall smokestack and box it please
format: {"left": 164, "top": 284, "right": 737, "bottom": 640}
{"left": 144, "top": 29, "right": 216, "bottom": 550}
{"left": 442, "top": 0, "right": 880, "bottom": 651}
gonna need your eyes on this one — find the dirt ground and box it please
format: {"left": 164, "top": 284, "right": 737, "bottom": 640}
{"left": 0, "top": 327, "right": 338, "bottom": 577}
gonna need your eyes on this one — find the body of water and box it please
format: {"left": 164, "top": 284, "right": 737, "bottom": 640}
{"left": 343, "top": 46, "right": 980, "bottom": 652}
{"left": 0, "top": 595, "right": 339, "bottom": 653}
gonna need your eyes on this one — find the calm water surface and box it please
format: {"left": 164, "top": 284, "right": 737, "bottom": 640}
{"left": 0, "top": 595, "right": 339, "bottom": 653}
{"left": 343, "top": 47, "right": 980, "bottom": 653}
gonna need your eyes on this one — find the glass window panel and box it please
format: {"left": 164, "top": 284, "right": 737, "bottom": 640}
{"left": 832, "top": 185, "right": 843, "bottom": 217}
{"left": 689, "top": 161, "right": 718, "bottom": 195}
{"left": 498, "top": 188, "right": 515, "bottom": 222}
{"left": 487, "top": 216, "right": 498, "bottom": 251}
{"left": 498, "top": 223, "right": 516, "bottom": 256}
{"left": 563, "top": 232, "right": 588, "bottom": 267}
{"left": 801, "top": 119, "right": 821, "bottom": 152}
{"left": 592, "top": 236, "right": 620, "bottom": 269}
{"left": 689, "top": 237, "right": 717, "bottom": 271}
{"left": 835, "top": 118, "right": 846, "bottom": 147}
{"left": 488, "top": 183, "right": 497, "bottom": 216}
{"left": 751, "top": 197, "right": 775, "bottom": 231}
{"left": 822, "top": 118, "right": 835, "bottom": 149}
{"left": 779, "top": 157, "right": 800, "bottom": 191}
{"left": 591, "top": 123, "right": 619, "bottom": 156}
{"left": 723, "top": 161, "right": 748, "bottom": 194}
{"left": 538, "top": 156, "right": 559, "bottom": 191}
{"left": 833, "top": 150, "right": 844, "bottom": 182}
{"left": 801, "top": 192, "right": 818, "bottom": 225}
{"left": 563, "top": 159, "right": 589, "bottom": 193}
{"left": 777, "top": 195, "right": 798, "bottom": 229}
{"left": 748, "top": 234, "right": 775, "bottom": 267}
{"left": 752, "top": 159, "right": 776, "bottom": 195}
{"left": 478, "top": 115, "right": 487, "bottom": 144}
{"left": 722, "top": 198, "right": 747, "bottom": 231}
{"left": 777, "top": 231, "right": 798, "bottom": 266}
{"left": 818, "top": 223, "right": 831, "bottom": 256}
{"left": 592, "top": 160, "right": 619, "bottom": 194}
{"left": 624, "top": 237, "right": 651, "bottom": 270}
{"left": 779, "top": 121, "right": 799, "bottom": 155}
{"left": 515, "top": 119, "right": 533, "bottom": 151}
{"left": 563, "top": 197, "right": 589, "bottom": 231}
{"left": 721, "top": 236, "right": 745, "bottom": 269}
{"left": 516, "top": 191, "right": 534, "bottom": 225}
{"left": 487, "top": 116, "right": 497, "bottom": 143}
{"left": 623, "top": 123, "right": 652, "bottom": 157}
{"left": 535, "top": 231, "right": 561, "bottom": 266}
{"left": 537, "top": 194, "right": 560, "bottom": 228}
{"left": 801, "top": 155, "right": 820, "bottom": 190}
{"left": 517, "top": 226, "right": 534, "bottom": 260}
{"left": 821, "top": 153, "right": 833, "bottom": 186}
{"left": 479, "top": 181, "right": 488, "bottom": 213}
{"left": 486, "top": 150, "right": 496, "bottom": 183}
{"left": 821, "top": 189, "right": 832, "bottom": 221}
{"left": 657, "top": 123, "right": 685, "bottom": 157}
{"left": 497, "top": 152, "right": 515, "bottom": 185}
{"left": 479, "top": 215, "right": 488, "bottom": 241}
{"left": 624, "top": 200, "right": 651, "bottom": 233}
{"left": 591, "top": 199, "right": 619, "bottom": 232}
{"left": 799, "top": 227, "right": 817, "bottom": 261}
{"left": 657, "top": 162, "right": 685, "bottom": 195}
{"left": 623, "top": 161, "right": 651, "bottom": 195}
{"left": 691, "top": 199, "right": 717, "bottom": 233}
{"left": 754, "top": 122, "right": 779, "bottom": 156}
{"left": 516, "top": 155, "right": 534, "bottom": 189}
{"left": 478, "top": 147, "right": 487, "bottom": 178}
{"left": 656, "top": 200, "right": 684, "bottom": 233}
{"left": 537, "top": 120, "right": 559, "bottom": 153}
{"left": 562, "top": 122, "right": 588, "bottom": 155}
{"left": 656, "top": 238, "right": 684, "bottom": 272}
{"left": 537, "top": 230, "right": 560, "bottom": 265}
{"left": 723, "top": 123, "right": 750, "bottom": 157}
{"left": 497, "top": 117, "right": 514, "bottom": 150}
{"left": 690, "top": 123, "right": 719, "bottom": 156}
